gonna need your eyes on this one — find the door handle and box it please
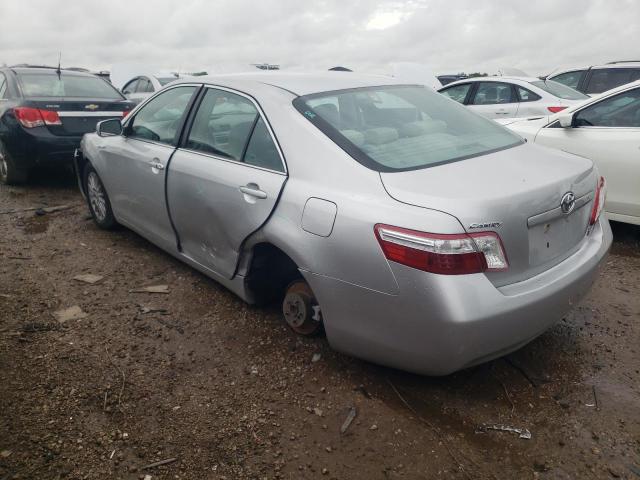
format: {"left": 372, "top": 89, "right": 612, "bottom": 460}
{"left": 148, "top": 159, "right": 164, "bottom": 171}
{"left": 239, "top": 184, "right": 267, "bottom": 199}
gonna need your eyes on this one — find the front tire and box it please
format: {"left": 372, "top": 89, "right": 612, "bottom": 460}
{"left": 83, "top": 164, "right": 116, "bottom": 229}
{"left": 0, "top": 142, "right": 28, "bottom": 185}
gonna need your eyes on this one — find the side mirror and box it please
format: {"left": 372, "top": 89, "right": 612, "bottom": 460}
{"left": 558, "top": 113, "right": 574, "bottom": 128}
{"left": 97, "top": 118, "right": 123, "bottom": 137}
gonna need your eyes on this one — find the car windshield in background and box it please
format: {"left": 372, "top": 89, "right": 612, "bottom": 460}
{"left": 294, "top": 85, "right": 523, "bottom": 172}
{"left": 17, "top": 73, "right": 122, "bottom": 99}
{"left": 530, "top": 80, "right": 589, "bottom": 100}
{"left": 157, "top": 77, "right": 177, "bottom": 86}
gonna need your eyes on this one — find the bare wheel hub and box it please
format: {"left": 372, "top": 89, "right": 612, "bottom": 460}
{"left": 282, "top": 280, "right": 322, "bottom": 336}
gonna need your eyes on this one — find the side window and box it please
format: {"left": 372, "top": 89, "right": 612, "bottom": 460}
{"left": 440, "top": 83, "right": 471, "bottom": 104}
{"left": 574, "top": 88, "right": 640, "bottom": 127}
{"left": 585, "top": 69, "right": 632, "bottom": 94}
{"left": 471, "top": 83, "right": 515, "bottom": 105}
{"left": 244, "top": 118, "right": 283, "bottom": 172}
{"left": 128, "top": 86, "right": 197, "bottom": 145}
{"left": 517, "top": 86, "right": 541, "bottom": 102}
{"left": 0, "top": 73, "right": 7, "bottom": 99}
{"left": 122, "top": 79, "right": 138, "bottom": 95}
{"left": 137, "top": 78, "right": 154, "bottom": 93}
{"left": 186, "top": 88, "right": 258, "bottom": 160}
{"left": 550, "top": 71, "right": 584, "bottom": 90}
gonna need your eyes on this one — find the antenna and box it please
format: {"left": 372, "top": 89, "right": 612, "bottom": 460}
{"left": 56, "top": 52, "right": 61, "bottom": 78}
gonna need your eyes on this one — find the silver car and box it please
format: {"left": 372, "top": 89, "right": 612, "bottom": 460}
{"left": 75, "top": 73, "right": 612, "bottom": 375}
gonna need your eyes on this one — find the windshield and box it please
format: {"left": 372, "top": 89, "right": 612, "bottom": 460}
{"left": 157, "top": 77, "right": 178, "bottom": 86}
{"left": 17, "top": 73, "right": 123, "bottom": 99}
{"left": 530, "top": 80, "right": 588, "bottom": 100}
{"left": 293, "top": 85, "right": 523, "bottom": 172}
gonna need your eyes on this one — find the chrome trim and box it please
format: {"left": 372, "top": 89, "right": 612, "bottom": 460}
{"left": 527, "top": 192, "right": 592, "bottom": 228}
{"left": 58, "top": 111, "right": 124, "bottom": 117}
{"left": 178, "top": 147, "right": 287, "bottom": 176}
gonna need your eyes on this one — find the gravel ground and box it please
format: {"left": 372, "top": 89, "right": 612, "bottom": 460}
{"left": 0, "top": 173, "right": 639, "bottom": 480}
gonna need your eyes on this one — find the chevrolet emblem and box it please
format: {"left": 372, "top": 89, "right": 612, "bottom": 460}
{"left": 85, "top": 104, "right": 99, "bottom": 110}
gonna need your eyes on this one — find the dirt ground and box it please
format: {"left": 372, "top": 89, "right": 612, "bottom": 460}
{"left": 1, "top": 172, "right": 639, "bottom": 480}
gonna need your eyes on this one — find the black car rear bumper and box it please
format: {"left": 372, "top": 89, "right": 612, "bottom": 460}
{"left": 2, "top": 127, "right": 82, "bottom": 170}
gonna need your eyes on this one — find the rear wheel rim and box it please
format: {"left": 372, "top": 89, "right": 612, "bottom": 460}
{"left": 87, "top": 172, "right": 107, "bottom": 222}
{"left": 0, "top": 152, "right": 7, "bottom": 180}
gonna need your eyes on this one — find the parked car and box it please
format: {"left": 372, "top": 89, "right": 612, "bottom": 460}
{"left": 502, "top": 80, "right": 640, "bottom": 226}
{"left": 545, "top": 61, "right": 640, "bottom": 95}
{"left": 439, "top": 76, "right": 588, "bottom": 119}
{"left": 0, "top": 66, "right": 134, "bottom": 184}
{"left": 75, "top": 73, "right": 611, "bottom": 375}
{"left": 121, "top": 74, "right": 180, "bottom": 104}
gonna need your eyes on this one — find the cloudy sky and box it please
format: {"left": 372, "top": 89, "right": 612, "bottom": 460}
{"left": 0, "top": 0, "right": 637, "bottom": 77}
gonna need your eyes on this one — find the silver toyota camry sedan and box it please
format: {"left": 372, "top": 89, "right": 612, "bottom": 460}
{"left": 75, "top": 72, "right": 612, "bottom": 375}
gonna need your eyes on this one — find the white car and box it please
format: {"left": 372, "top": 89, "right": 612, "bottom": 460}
{"left": 503, "top": 80, "right": 640, "bottom": 226}
{"left": 121, "top": 74, "right": 180, "bottom": 104}
{"left": 438, "top": 77, "right": 588, "bottom": 120}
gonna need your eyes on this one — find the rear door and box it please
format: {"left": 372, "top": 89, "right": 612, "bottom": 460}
{"left": 99, "top": 85, "right": 199, "bottom": 249}
{"left": 468, "top": 82, "right": 519, "bottom": 118}
{"left": 536, "top": 87, "right": 640, "bottom": 220}
{"left": 167, "top": 86, "right": 287, "bottom": 278}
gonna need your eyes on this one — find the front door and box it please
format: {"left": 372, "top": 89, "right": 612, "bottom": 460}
{"left": 100, "top": 85, "right": 199, "bottom": 249}
{"left": 166, "top": 87, "right": 287, "bottom": 278}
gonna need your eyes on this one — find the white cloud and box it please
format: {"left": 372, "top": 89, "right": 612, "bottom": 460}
{"left": 0, "top": 0, "right": 638, "bottom": 77}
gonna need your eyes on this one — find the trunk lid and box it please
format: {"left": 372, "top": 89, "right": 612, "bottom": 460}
{"left": 23, "top": 97, "right": 133, "bottom": 136}
{"left": 379, "top": 143, "right": 597, "bottom": 286}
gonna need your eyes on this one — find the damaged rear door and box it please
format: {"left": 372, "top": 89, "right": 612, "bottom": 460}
{"left": 167, "top": 86, "right": 287, "bottom": 279}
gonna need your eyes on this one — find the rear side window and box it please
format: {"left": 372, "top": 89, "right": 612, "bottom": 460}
{"left": 586, "top": 69, "right": 634, "bottom": 94}
{"left": 439, "top": 83, "right": 471, "bottom": 103}
{"left": 122, "top": 79, "right": 139, "bottom": 95}
{"left": 549, "top": 70, "right": 584, "bottom": 90}
{"left": 137, "top": 78, "right": 154, "bottom": 93}
{"left": 517, "top": 86, "right": 541, "bottom": 102}
{"left": 17, "top": 73, "right": 123, "bottom": 99}
{"left": 471, "top": 82, "right": 515, "bottom": 105}
{"left": 129, "top": 86, "right": 197, "bottom": 145}
{"left": 186, "top": 88, "right": 284, "bottom": 171}
{"left": 575, "top": 88, "right": 640, "bottom": 127}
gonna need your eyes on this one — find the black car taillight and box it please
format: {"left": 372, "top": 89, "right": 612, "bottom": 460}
{"left": 14, "top": 107, "right": 62, "bottom": 128}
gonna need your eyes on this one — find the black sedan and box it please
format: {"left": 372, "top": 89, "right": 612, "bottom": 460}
{"left": 0, "top": 66, "right": 134, "bottom": 184}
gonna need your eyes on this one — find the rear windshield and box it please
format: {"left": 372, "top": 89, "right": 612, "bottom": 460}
{"left": 293, "top": 85, "right": 523, "bottom": 172}
{"left": 17, "top": 73, "right": 123, "bottom": 99}
{"left": 530, "top": 80, "right": 588, "bottom": 100}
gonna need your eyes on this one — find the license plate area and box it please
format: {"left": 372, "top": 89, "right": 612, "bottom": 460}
{"left": 528, "top": 204, "right": 589, "bottom": 266}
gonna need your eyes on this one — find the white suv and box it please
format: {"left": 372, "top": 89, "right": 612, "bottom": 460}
{"left": 546, "top": 61, "right": 640, "bottom": 95}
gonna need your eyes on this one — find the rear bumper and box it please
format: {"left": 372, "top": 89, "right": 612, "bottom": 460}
{"left": 3, "top": 127, "right": 81, "bottom": 169}
{"left": 306, "top": 217, "right": 612, "bottom": 376}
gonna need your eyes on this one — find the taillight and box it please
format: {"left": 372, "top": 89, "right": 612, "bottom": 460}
{"left": 374, "top": 224, "right": 508, "bottom": 275}
{"left": 122, "top": 110, "right": 130, "bottom": 118}
{"left": 14, "top": 107, "right": 61, "bottom": 128}
{"left": 547, "top": 106, "right": 568, "bottom": 113}
{"left": 589, "top": 176, "right": 606, "bottom": 225}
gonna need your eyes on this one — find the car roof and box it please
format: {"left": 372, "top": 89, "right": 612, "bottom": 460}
{"left": 9, "top": 66, "right": 97, "bottom": 77}
{"left": 173, "top": 71, "right": 407, "bottom": 96}
{"left": 439, "top": 76, "right": 541, "bottom": 88}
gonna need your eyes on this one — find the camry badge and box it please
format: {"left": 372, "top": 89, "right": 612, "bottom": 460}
{"left": 560, "top": 192, "right": 576, "bottom": 214}
{"left": 469, "top": 222, "right": 502, "bottom": 229}
{"left": 84, "top": 104, "right": 99, "bottom": 110}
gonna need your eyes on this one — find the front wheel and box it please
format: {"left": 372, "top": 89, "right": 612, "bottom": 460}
{"left": 282, "top": 280, "right": 323, "bottom": 336}
{"left": 83, "top": 164, "right": 117, "bottom": 229}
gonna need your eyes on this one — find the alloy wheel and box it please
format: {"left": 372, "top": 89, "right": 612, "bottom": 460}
{"left": 87, "top": 172, "right": 107, "bottom": 222}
